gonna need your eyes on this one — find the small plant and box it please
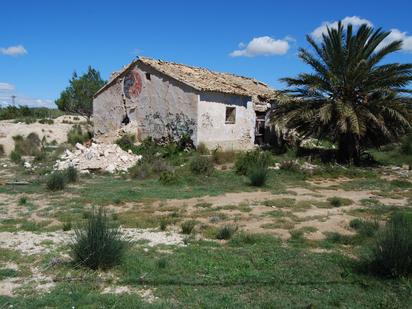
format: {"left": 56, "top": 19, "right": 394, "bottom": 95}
{"left": 46, "top": 172, "right": 66, "bottom": 191}
{"left": 327, "top": 196, "right": 353, "bottom": 207}
{"left": 363, "top": 212, "right": 412, "bottom": 277}
{"left": 189, "top": 155, "right": 214, "bottom": 176}
{"left": 128, "top": 162, "right": 151, "bottom": 179}
{"left": 248, "top": 165, "right": 268, "bottom": 187}
{"left": 212, "top": 148, "right": 236, "bottom": 164}
{"left": 10, "top": 150, "right": 22, "bottom": 163}
{"left": 159, "top": 171, "right": 178, "bottom": 185}
{"left": 67, "top": 125, "right": 92, "bottom": 145}
{"left": 196, "top": 142, "right": 209, "bottom": 155}
{"left": 62, "top": 222, "right": 72, "bottom": 231}
{"left": 349, "top": 218, "right": 379, "bottom": 237}
{"left": 38, "top": 118, "right": 54, "bottom": 125}
{"left": 0, "top": 144, "right": 4, "bottom": 156}
{"left": 235, "top": 150, "right": 271, "bottom": 175}
{"left": 181, "top": 220, "right": 196, "bottom": 234}
{"left": 216, "top": 225, "right": 237, "bottom": 240}
{"left": 18, "top": 196, "right": 28, "bottom": 205}
{"left": 400, "top": 133, "right": 412, "bottom": 155}
{"left": 115, "top": 134, "right": 136, "bottom": 152}
{"left": 12, "top": 133, "right": 42, "bottom": 156}
{"left": 156, "top": 258, "right": 167, "bottom": 269}
{"left": 159, "top": 219, "right": 168, "bottom": 231}
{"left": 70, "top": 207, "right": 127, "bottom": 270}
{"left": 65, "top": 166, "right": 78, "bottom": 183}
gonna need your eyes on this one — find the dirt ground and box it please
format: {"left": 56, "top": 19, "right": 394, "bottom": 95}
{"left": 0, "top": 115, "right": 86, "bottom": 155}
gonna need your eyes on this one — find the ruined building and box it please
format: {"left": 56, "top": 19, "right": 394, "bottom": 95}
{"left": 93, "top": 57, "right": 279, "bottom": 150}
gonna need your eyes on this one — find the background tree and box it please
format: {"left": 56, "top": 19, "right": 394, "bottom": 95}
{"left": 272, "top": 22, "right": 412, "bottom": 164}
{"left": 55, "top": 66, "right": 106, "bottom": 119}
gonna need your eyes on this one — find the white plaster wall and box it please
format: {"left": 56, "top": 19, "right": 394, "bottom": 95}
{"left": 197, "top": 92, "right": 255, "bottom": 150}
{"left": 127, "top": 63, "right": 198, "bottom": 142}
{"left": 93, "top": 82, "right": 125, "bottom": 135}
{"left": 93, "top": 63, "right": 198, "bottom": 143}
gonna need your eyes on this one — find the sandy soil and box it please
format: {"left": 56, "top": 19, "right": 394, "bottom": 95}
{"left": 0, "top": 115, "right": 86, "bottom": 155}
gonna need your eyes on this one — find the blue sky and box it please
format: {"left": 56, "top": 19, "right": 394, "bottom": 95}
{"left": 1, "top": 0, "right": 412, "bottom": 108}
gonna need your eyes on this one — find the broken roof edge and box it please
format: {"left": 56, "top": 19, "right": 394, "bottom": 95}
{"left": 94, "top": 56, "right": 280, "bottom": 101}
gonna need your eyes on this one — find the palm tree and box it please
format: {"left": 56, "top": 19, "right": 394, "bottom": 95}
{"left": 272, "top": 22, "right": 412, "bottom": 164}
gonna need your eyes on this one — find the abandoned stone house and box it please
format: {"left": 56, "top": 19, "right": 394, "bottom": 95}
{"left": 93, "top": 56, "right": 279, "bottom": 150}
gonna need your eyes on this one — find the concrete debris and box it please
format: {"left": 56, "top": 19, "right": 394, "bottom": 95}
{"left": 54, "top": 143, "right": 142, "bottom": 173}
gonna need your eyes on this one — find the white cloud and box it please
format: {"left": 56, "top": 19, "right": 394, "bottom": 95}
{"left": 379, "top": 28, "right": 412, "bottom": 52}
{"left": 312, "top": 16, "right": 412, "bottom": 53}
{"left": 312, "top": 16, "right": 373, "bottom": 40}
{"left": 0, "top": 45, "right": 27, "bottom": 56}
{"left": 0, "top": 82, "right": 15, "bottom": 92}
{"left": 230, "top": 36, "right": 291, "bottom": 57}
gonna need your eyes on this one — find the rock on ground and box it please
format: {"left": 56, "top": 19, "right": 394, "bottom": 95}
{"left": 54, "top": 142, "right": 142, "bottom": 173}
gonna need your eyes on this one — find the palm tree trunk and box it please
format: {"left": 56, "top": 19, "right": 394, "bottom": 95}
{"left": 337, "top": 134, "right": 361, "bottom": 165}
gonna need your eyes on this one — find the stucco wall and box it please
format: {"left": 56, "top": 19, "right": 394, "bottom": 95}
{"left": 93, "top": 81, "right": 125, "bottom": 136}
{"left": 93, "top": 63, "right": 199, "bottom": 143}
{"left": 197, "top": 92, "right": 255, "bottom": 150}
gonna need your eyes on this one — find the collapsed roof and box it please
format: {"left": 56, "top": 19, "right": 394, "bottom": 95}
{"left": 95, "top": 56, "right": 279, "bottom": 105}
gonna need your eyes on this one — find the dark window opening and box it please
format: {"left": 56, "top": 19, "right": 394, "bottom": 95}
{"left": 225, "top": 107, "right": 236, "bottom": 124}
{"left": 145, "top": 73, "right": 151, "bottom": 80}
{"left": 122, "top": 115, "right": 130, "bottom": 125}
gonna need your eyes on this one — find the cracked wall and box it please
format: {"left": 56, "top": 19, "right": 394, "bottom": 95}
{"left": 93, "top": 63, "right": 198, "bottom": 143}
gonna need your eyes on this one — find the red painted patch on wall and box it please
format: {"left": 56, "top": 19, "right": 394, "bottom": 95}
{"left": 124, "top": 68, "right": 142, "bottom": 98}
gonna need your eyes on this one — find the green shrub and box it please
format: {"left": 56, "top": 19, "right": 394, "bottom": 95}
{"left": 33, "top": 149, "right": 48, "bottom": 162}
{"left": 38, "top": 118, "right": 54, "bottom": 125}
{"left": 159, "top": 219, "right": 168, "bottom": 231}
{"left": 0, "top": 144, "right": 4, "bottom": 156}
{"left": 325, "top": 232, "right": 353, "bottom": 245}
{"left": 10, "top": 150, "right": 21, "bottom": 163}
{"left": 0, "top": 105, "right": 62, "bottom": 121}
{"left": 196, "top": 142, "right": 209, "bottom": 155}
{"left": 65, "top": 166, "right": 78, "bottom": 183}
{"left": 327, "top": 196, "right": 353, "bottom": 207}
{"left": 156, "top": 257, "right": 167, "bottom": 269}
{"left": 212, "top": 148, "right": 236, "bottom": 164}
{"left": 18, "top": 196, "right": 28, "bottom": 205}
{"left": 363, "top": 212, "right": 412, "bottom": 277}
{"left": 67, "top": 125, "right": 92, "bottom": 145}
{"left": 115, "top": 134, "right": 136, "bottom": 151}
{"left": 349, "top": 218, "right": 379, "bottom": 237}
{"left": 181, "top": 220, "right": 196, "bottom": 234}
{"left": 62, "top": 222, "right": 72, "bottom": 231}
{"left": 400, "top": 133, "right": 412, "bottom": 155}
{"left": 189, "top": 155, "right": 214, "bottom": 176}
{"left": 70, "top": 208, "right": 127, "bottom": 270}
{"left": 128, "top": 162, "right": 152, "bottom": 179}
{"left": 12, "top": 133, "right": 41, "bottom": 156}
{"left": 151, "top": 158, "right": 172, "bottom": 174}
{"left": 216, "top": 225, "right": 237, "bottom": 240}
{"left": 248, "top": 165, "right": 268, "bottom": 186}
{"left": 235, "top": 150, "right": 272, "bottom": 175}
{"left": 46, "top": 172, "right": 66, "bottom": 191}
{"left": 159, "top": 171, "right": 178, "bottom": 185}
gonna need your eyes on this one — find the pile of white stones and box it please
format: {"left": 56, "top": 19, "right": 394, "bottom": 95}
{"left": 54, "top": 142, "right": 142, "bottom": 173}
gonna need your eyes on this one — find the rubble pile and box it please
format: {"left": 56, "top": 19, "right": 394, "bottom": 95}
{"left": 54, "top": 143, "right": 142, "bottom": 173}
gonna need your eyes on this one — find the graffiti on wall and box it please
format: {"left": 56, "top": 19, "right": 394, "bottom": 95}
{"left": 143, "top": 112, "right": 195, "bottom": 142}
{"left": 123, "top": 67, "right": 142, "bottom": 99}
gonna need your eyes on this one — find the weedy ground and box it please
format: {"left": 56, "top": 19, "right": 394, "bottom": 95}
{"left": 0, "top": 144, "right": 411, "bottom": 308}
